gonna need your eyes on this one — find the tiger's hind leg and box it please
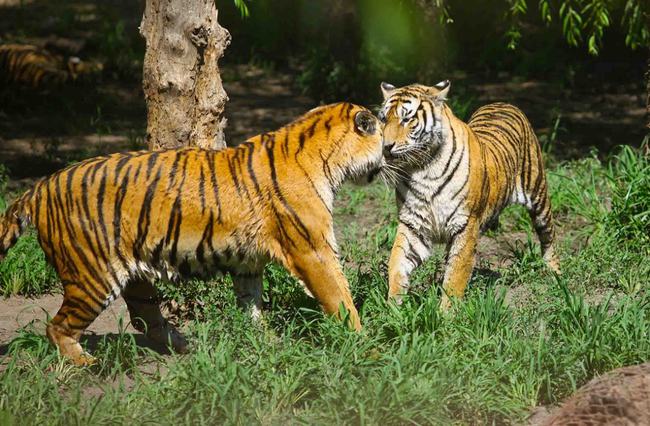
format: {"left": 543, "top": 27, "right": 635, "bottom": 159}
{"left": 439, "top": 219, "right": 480, "bottom": 311}
{"left": 46, "top": 279, "right": 117, "bottom": 366}
{"left": 123, "top": 278, "right": 188, "bottom": 354}
{"left": 526, "top": 188, "right": 560, "bottom": 274}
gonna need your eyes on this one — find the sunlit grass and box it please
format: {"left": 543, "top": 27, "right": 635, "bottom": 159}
{"left": 0, "top": 144, "right": 649, "bottom": 424}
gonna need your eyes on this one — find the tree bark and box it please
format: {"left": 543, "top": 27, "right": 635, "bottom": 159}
{"left": 645, "top": 56, "right": 650, "bottom": 130}
{"left": 140, "top": 0, "right": 231, "bottom": 150}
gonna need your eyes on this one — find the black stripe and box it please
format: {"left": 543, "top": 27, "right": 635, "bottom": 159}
{"left": 296, "top": 132, "right": 306, "bottom": 155}
{"left": 134, "top": 165, "right": 163, "bottom": 258}
{"left": 205, "top": 151, "right": 223, "bottom": 223}
{"left": 265, "top": 139, "right": 314, "bottom": 247}
{"left": 146, "top": 152, "right": 160, "bottom": 178}
{"left": 113, "top": 154, "right": 132, "bottom": 186}
{"left": 432, "top": 146, "right": 465, "bottom": 198}
{"left": 196, "top": 211, "right": 215, "bottom": 263}
{"left": 199, "top": 163, "right": 206, "bottom": 213}
{"left": 245, "top": 141, "right": 262, "bottom": 196}
{"left": 112, "top": 165, "right": 132, "bottom": 267}
{"left": 96, "top": 165, "right": 110, "bottom": 251}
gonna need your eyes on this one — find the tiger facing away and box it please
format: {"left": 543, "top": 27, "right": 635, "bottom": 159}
{"left": 0, "top": 103, "right": 383, "bottom": 365}
{"left": 378, "top": 81, "right": 560, "bottom": 310}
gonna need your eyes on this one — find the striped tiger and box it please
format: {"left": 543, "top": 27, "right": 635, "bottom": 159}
{"left": 0, "top": 43, "right": 101, "bottom": 88}
{"left": 0, "top": 102, "right": 383, "bottom": 365}
{"left": 378, "top": 81, "right": 560, "bottom": 310}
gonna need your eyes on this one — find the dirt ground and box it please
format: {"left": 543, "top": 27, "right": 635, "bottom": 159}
{"left": 0, "top": 295, "right": 136, "bottom": 355}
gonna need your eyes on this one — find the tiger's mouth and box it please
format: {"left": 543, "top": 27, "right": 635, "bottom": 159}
{"left": 377, "top": 143, "right": 438, "bottom": 185}
{"left": 350, "top": 154, "right": 385, "bottom": 185}
{"left": 366, "top": 167, "right": 381, "bottom": 182}
{"left": 386, "top": 141, "right": 440, "bottom": 170}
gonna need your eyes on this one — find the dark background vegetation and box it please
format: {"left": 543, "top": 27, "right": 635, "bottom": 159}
{"left": 0, "top": 0, "right": 647, "bottom": 179}
{"left": 0, "top": 1, "right": 648, "bottom": 424}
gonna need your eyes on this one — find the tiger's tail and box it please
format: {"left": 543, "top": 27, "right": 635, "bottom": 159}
{"left": 0, "top": 190, "right": 33, "bottom": 263}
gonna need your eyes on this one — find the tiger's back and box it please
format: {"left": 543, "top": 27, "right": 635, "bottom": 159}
{"left": 466, "top": 102, "right": 550, "bottom": 229}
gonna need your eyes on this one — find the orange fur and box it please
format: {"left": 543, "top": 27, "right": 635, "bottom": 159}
{"left": 0, "top": 44, "right": 100, "bottom": 88}
{"left": 379, "top": 82, "right": 559, "bottom": 309}
{"left": 0, "top": 103, "right": 383, "bottom": 364}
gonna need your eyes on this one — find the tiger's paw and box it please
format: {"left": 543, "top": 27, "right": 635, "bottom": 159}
{"left": 388, "top": 294, "right": 405, "bottom": 306}
{"left": 71, "top": 351, "right": 97, "bottom": 367}
{"left": 439, "top": 295, "right": 452, "bottom": 312}
{"left": 543, "top": 247, "right": 561, "bottom": 275}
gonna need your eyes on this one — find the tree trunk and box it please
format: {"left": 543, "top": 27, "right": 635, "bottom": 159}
{"left": 140, "top": 0, "right": 231, "bottom": 150}
{"left": 644, "top": 55, "right": 649, "bottom": 156}
{"left": 643, "top": 56, "right": 650, "bottom": 156}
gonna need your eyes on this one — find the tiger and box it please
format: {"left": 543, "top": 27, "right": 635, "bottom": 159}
{"left": 0, "top": 43, "right": 102, "bottom": 88}
{"left": 378, "top": 81, "right": 560, "bottom": 310}
{"left": 0, "top": 102, "right": 383, "bottom": 365}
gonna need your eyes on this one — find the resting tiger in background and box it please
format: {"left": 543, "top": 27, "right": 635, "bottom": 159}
{"left": 0, "top": 103, "right": 383, "bottom": 365}
{"left": 0, "top": 43, "right": 102, "bottom": 88}
{"left": 378, "top": 81, "right": 560, "bottom": 310}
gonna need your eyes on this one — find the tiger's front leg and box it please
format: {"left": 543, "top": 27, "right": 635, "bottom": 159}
{"left": 284, "top": 246, "right": 361, "bottom": 331}
{"left": 439, "top": 220, "right": 480, "bottom": 311}
{"left": 388, "top": 223, "right": 432, "bottom": 304}
{"left": 232, "top": 273, "right": 263, "bottom": 322}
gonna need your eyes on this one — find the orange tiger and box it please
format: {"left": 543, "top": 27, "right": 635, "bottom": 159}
{"left": 378, "top": 81, "right": 560, "bottom": 310}
{"left": 0, "top": 44, "right": 101, "bottom": 88}
{"left": 0, "top": 103, "right": 383, "bottom": 365}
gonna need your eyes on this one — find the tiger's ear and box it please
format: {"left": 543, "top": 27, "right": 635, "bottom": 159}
{"left": 429, "top": 79, "right": 451, "bottom": 103}
{"left": 380, "top": 82, "right": 396, "bottom": 99}
{"left": 354, "top": 110, "right": 377, "bottom": 135}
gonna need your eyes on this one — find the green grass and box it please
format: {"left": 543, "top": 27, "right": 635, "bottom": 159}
{"left": 1, "top": 144, "right": 649, "bottom": 424}
{"left": 0, "top": 167, "right": 59, "bottom": 297}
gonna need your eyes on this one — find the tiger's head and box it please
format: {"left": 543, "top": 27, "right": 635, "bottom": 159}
{"left": 299, "top": 103, "right": 384, "bottom": 186}
{"left": 378, "top": 80, "right": 451, "bottom": 174}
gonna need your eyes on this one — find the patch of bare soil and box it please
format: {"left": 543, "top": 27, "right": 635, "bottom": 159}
{"left": 0, "top": 294, "right": 136, "bottom": 353}
{"left": 223, "top": 65, "right": 315, "bottom": 142}
{"left": 527, "top": 405, "right": 555, "bottom": 425}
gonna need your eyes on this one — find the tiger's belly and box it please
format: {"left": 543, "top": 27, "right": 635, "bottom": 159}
{"left": 131, "top": 242, "right": 269, "bottom": 283}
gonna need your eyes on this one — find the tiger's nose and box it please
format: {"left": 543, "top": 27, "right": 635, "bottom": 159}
{"left": 383, "top": 142, "right": 395, "bottom": 158}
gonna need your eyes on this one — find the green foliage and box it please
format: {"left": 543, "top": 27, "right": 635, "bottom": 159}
{"left": 93, "top": 318, "right": 154, "bottom": 377}
{"left": 622, "top": 0, "right": 650, "bottom": 49}
{"left": 233, "top": 0, "right": 250, "bottom": 18}
{"left": 95, "top": 19, "right": 141, "bottom": 80}
{"left": 294, "top": 0, "right": 448, "bottom": 103}
{"left": 0, "top": 172, "right": 58, "bottom": 297}
{"left": 604, "top": 142, "right": 650, "bottom": 249}
{"left": 157, "top": 276, "right": 236, "bottom": 321}
{"left": 0, "top": 232, "right": 59, "bottom": 297}
{"left": 505, "top": 0, "right": 648, "bottom": 54}
{"left": 0, "top": 165, "right": 7, "bottom": 213}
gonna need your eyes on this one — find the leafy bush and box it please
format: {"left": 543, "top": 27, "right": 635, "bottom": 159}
{"left": 0, "top": 166, "right": 58, "bottom": 297}
{"left": 605, "top": 142, "right": 650, "bottom": 249}
{"left": 0, "top": 164, "right": 7, "bottom": 213}
{"left": 0, "top": 232, "right": 59, "bottom": 297}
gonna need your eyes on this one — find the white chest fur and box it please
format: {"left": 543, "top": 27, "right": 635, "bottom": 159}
{"left": 396, "top": 143, "right": 471, "bottom": 244}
